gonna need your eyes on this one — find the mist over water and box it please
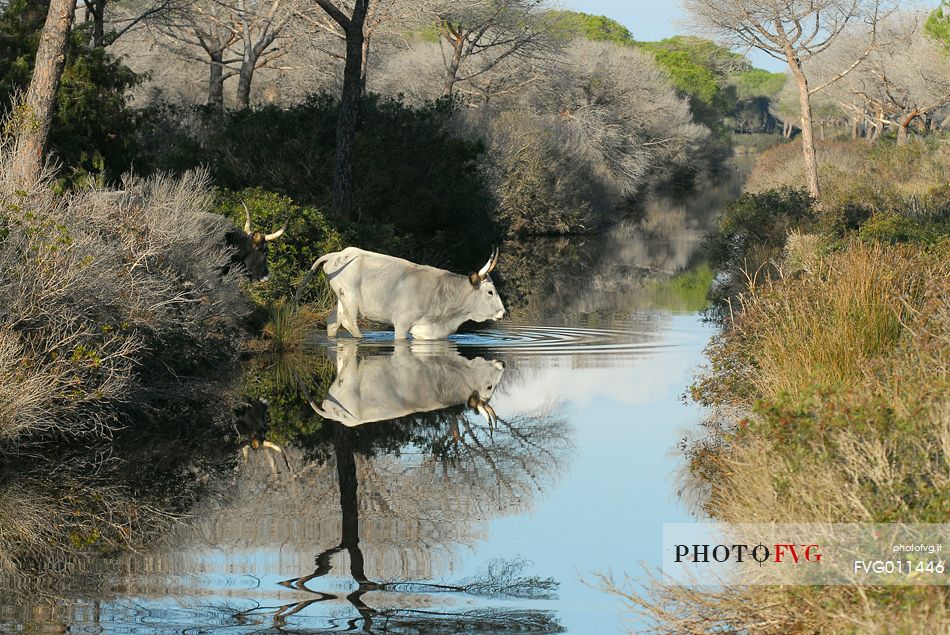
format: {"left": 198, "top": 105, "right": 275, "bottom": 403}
{"left": 0, "top": 168, "right": 744, "bottom": 633}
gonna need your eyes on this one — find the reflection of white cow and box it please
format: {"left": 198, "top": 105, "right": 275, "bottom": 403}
{"left": 301, "top": 340, "right": 505, "bottom": 427}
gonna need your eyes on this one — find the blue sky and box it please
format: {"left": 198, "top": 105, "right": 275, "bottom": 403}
{"left": 563, "top": 0, "right": 943, "bottom": 73}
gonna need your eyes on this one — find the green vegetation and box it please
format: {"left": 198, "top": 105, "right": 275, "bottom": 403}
{"left": 730, "top": 68, "right": 785, "bottom": 100}
{"left": 214, "top": 187, "right": 344, "bottom": 308}
{"left": 641, "top": 263, "right": 714, "bottom": 313}
{"left": 636, "top": 36, "right": 744, "bottom": 135}
{"left": 0, "top": 0, "right": 140, "bottom": 182}
{"left": 705, "top": 187, "right": 815, "bottom": 297}
{"left": 550, "top": 10, "right": 634, "bottom": 45}
{"left": 925, "top": 0, "right": 950, "bottom": 50}
{"left": 551, "top": 11, "right": 785, "bottom": 140}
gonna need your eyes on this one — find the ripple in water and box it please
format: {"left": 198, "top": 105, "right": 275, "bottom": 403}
{"left": 313, "top": 322, "right": 675, "bottom": 361}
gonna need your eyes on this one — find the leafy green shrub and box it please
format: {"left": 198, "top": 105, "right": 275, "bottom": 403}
{"left": 706, "top": 187, "right": 815, "bottom": 271}
{"left": 214, "top": 187, "right": 344, "bottom": 307}
{"left": 859, "top": 211, "right": 927, "bottom": 244}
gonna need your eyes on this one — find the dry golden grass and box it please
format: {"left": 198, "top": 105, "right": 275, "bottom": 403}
{"left": 258, "top": 300, "right": 323, "bottom": 353}
{"left": 615, "top": 242, "right": 950, "bottom": 633}
{"left": 745, "top": 138, "right": 950, "bottom": 208}
{"left": 740, "top": 244, "right": 933, "bottom": 404}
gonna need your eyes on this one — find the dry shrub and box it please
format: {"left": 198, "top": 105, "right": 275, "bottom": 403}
{"left": 600, "top": 569, "right": 949, "bottom": 634}
{"left": 746, "top": 138, "right": 950, "bottom": 210}
{"left": 0, "top": 145, "right": 249, "bottom": 443}
{"left": 782, "top": 230, "right": 824, "bottom": 275}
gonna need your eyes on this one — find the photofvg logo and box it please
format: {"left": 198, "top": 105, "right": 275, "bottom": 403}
{"left": 674, "top": 542, "right": 822, "bottom": 565}
{"left": 663, "top": 523, "right": 950, "bottom": 586}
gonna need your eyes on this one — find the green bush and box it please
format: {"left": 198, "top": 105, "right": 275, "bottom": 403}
{"left": 859, "top": 211, "right": 927, "bottom": 244}
{"left": 213, "top": 187, "right": 345, "bottom": 308}
{"left": 706, "top": 186, "right": 816, "bottom": 272}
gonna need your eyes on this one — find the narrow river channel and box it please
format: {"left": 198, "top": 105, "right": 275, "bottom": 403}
{"left": 1, "top": 167, "right": 745, "bottom": 633}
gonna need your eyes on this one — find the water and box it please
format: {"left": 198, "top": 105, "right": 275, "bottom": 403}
{"left": 0, "top": 171, "right": 743, "bottom": 633}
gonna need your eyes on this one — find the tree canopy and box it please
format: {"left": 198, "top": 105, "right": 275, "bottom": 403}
{"left": 549, "top": 10, "right": 633, "bottom": 44}
{"left": 926, "top": 1, "right": 950, "bottom": 50}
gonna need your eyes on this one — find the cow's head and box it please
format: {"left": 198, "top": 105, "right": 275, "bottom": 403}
{"left": 234, "top": 398, "right": 291, "bottom": 471}
{"left": 229, "top": 203, "right": 286, "bottom": 281}
{"left": 467, "top": 248, "right": 507, "bottom": 321}
{"left": 466, "top": 358, "right": 505, "bottom": 429}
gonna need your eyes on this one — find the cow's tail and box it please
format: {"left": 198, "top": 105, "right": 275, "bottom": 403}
{"left": 293, "top": 252, "right": 336, "bottom": 305}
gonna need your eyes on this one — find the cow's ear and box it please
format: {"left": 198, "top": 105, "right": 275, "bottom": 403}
{"left": 468, "top": 272, "right": 481, "bottom": 288}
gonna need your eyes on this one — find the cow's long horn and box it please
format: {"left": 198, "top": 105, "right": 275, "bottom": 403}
{"left": 264, "top": 224, "right": 286, "bottom": 241}
{"left": 477, "top": 247, "right": 498, "bottom": 278}
{"left": 242, "top": 201, "right": 252, "bottom": 234}
{"left": 262, "top": 441, "right": 292, "bottom": 472}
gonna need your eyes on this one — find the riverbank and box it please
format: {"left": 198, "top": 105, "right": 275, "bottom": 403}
{"left": 611, "top": 138, "right": 950, "bottom": 631}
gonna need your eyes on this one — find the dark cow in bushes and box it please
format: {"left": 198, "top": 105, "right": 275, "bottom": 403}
{"left": 224, "top": 203, "right": 285, "bottom": 281}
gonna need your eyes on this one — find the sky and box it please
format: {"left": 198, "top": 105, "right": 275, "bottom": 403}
{"left": 564, "top": 0, "right": 945, "bottom": 72}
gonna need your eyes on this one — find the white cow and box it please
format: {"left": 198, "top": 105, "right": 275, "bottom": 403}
{"left": 298, "top": 340, "right": 505, "bottom": 427}
{"left": 296, "top": 247, "right": 506, "bottom": 340}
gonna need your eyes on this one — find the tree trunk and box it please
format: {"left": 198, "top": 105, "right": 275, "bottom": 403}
{"left": 441, "top": 32, "right": 464, "bottom": 97}
{"left": 788, "top": 58, "right": 820, "bottom": 201}
{"left": 208, "top": 51, "right": 226, "bottom": 109}
{"left": 87, "top": 0, "right": 106, "bottom": 47}
{"left": 897, "top": 111, "right": 919, "bottom": 146}
{"left": 870, "top": 108, "right": 885, "bottom": 142}
{"left": 851, "top": 116, "right": 860, "bottom": 139}
{"left": 13, "top": 0, "right": 76, "bottom": 185}
{"left": 236, "top": 52, "right": 259, "bottom": 108}
{"left": 360, "top": 35, "right": 370, "bottom": 95}
{"left": 332, "top": 4, "right": 368, "bottom": 219}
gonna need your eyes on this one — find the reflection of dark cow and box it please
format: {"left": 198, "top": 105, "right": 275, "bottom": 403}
{"left": 234, "top": 398, "right": 290, "bottom": 472}
{"left": 299, "top": 340, "right": 505, "bottom": 428}
{"left": 224, "top": 203, "right": 286, "bottom": 281}
{"left": 296, "top": 248, "right": 506, "bottom": 339}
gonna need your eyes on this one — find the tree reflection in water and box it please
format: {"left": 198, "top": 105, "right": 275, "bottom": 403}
{"left": 0, "top": 336, "right": 572, "bottom": 633}
{"left": 219, "top": 340, "right": 572, "bottom": 632}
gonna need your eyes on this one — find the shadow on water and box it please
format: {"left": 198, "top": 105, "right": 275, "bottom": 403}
{"left": 0, "top": 166, "right": 745, "bottom": 633}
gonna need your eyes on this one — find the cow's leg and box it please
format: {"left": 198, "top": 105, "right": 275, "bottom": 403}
{"left": 338, "top": 295, "right": 362, "bottom": 338}
{"left": 326, "top": 302, "right": 341, "bottom": 338}
{"left": 393, "top": 321, "right": 411, "bottom": 340}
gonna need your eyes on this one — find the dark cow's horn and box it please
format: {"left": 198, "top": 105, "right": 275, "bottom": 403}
{"left": 242, "top": 201, "right": 252, "bottom": 234}
{"left": 264, "top": 223, "right": 286, "bottom": 241}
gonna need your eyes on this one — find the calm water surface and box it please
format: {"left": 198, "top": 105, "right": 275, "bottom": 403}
{"left": 0, "top": 171, "right": 743, "bottom": 633}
